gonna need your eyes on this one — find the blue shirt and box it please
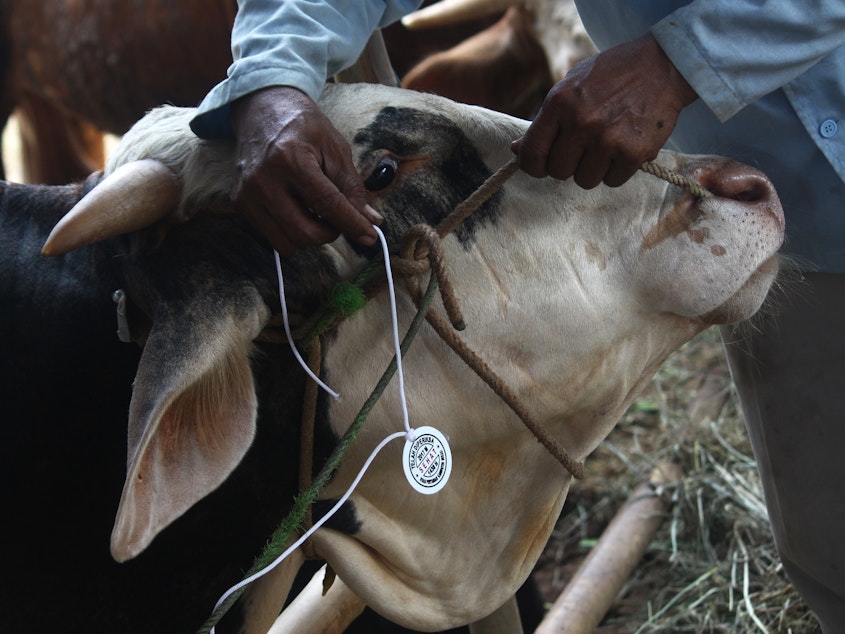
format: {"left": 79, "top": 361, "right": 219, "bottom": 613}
{"left": 190, "top": 0, "right": 421, "bottom": 139}
{"left": 576, "top": 0, "right": 845, "bottom": 271}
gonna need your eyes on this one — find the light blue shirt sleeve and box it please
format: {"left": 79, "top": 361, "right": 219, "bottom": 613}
{"left": 191, "top": 0, "right": 422, "bottom": 139}
{"left": 650, "top": 0, "right": 845, "bottom": 122}
{"left": 651, "top": 1, "right": 845, "bottom": 271}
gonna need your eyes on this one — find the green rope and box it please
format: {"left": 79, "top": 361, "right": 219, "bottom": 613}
{"left": 197, "top": 272, "right": 440, "bottom": 634}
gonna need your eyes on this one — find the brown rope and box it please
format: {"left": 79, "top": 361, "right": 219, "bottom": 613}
{"left": 433, "top": 157, "right": 709, "bottom": 245}
{"left": 420, "top": 299, "right": 586, "bottom": 480}
{"left": 640, "top": 160, "right": 711, "bottom": 199}
{"left": 289, "top": 156, "right": 712, "bottom": 487}
{"left": 435, "top": 159, "right": 521, "bottom": 238}
{"left": 397, "top": 224, "right": 465, "bottom": 330}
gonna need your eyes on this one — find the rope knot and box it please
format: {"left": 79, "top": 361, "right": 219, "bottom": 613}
{"left": 396, "top": 224, "right": 465, "bottom": 331}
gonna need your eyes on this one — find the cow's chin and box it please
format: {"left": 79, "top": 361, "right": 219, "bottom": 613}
{"left": 699, "top": 255, "right": 780, "bottom": 325}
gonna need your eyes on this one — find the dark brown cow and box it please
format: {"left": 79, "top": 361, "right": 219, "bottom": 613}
{"left": 0, "top": 0, "right": 562, "bottom": 185}
{"left": 401, "top": 6, "right": 553, "bottom": 120}
{"left": 0, "top": 0, "right": 236, "bottom": 183}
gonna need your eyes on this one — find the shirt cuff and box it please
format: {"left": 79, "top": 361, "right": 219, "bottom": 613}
{"left": 651, "top": 16, "right": 744, "bottom": 122}
{"left": 190, "top": 67, "right": 324, "bottom": 139}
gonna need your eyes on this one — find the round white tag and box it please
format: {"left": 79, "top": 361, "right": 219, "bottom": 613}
{"left": 402, "top": 426, "right": 452, "bottom": 495}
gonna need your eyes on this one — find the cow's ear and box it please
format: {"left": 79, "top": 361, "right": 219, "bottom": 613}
{"left": 110, "top": 290, "right": 269, "bottom": 562}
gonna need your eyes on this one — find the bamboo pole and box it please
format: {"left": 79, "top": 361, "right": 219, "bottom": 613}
{"left": 535, "top": 461, "right": 683, "bottom": 634}
{"left": 268, "top": 566, "right": 366, "bottom": 634}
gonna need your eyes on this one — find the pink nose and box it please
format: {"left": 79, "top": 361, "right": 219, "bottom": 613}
{"left": 689, "top": 159, "right": 785, "bottom": 230}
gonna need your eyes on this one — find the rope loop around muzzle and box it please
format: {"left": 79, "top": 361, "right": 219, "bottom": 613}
{"left": 641, "top": 160, "right": 711, "bottom": 199}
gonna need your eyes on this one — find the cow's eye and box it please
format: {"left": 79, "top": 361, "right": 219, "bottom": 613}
{"left": 364, "top": 156, "right": 399, "bottom": 191}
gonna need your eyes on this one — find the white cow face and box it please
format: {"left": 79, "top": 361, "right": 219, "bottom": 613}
{"left": 318, "top": 85, "right": 783, "bottom": 427}
{"left": 308, "top": 84, "right": 783, "bottom": 629}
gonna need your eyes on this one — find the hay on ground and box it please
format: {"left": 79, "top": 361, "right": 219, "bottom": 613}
{"left": 534, "top": 327, "right": 820, "bottom": 633}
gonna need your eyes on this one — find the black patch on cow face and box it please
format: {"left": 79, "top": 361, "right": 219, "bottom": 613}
{"left": 312, "top": 497, "right": 362, "bottom": 534}
{"left": 352, "top": 107, "right": 503, "bottom": 254}
{"left": 118, "top": 213, "right": 342, "bottom": 338}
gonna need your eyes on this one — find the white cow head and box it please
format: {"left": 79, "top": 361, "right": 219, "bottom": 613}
{"left": 45, "top": 83, "right": 783, "bottom": 630}
{"left": 310, "top": 84, "right": 783, "bottom": 629}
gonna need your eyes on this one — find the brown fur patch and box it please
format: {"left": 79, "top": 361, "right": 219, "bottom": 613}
{"left": 641, "top": 198, "right": 700, "bottom": 250}
{"left": 159, "top": 348, "right": 253, "bottom": 459}
{"left": 584, "top": 242, "right": 607, "bottom": 270}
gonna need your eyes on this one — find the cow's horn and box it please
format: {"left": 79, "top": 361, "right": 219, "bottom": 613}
{"left": 42, "top": 159, "right": 182, "bottom": 257}
{"left": 401, "top": 0, "right": 519, "bottom": 29}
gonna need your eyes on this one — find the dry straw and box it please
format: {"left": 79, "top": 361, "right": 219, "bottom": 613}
{"left": 535, "top": 327, "right": 820, "bottom": 633}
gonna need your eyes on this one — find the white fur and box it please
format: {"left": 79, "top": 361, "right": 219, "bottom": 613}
{"left": 527, "top": 0, "right": 598, "bottom": 78}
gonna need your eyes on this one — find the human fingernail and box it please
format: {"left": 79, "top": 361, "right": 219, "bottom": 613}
{"left": 363, "top": 204, "right": 384, "bottom": 223}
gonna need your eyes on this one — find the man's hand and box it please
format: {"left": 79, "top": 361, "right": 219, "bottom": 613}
{"left": 231, "top": 86, "right": 381, "bottom": 255}
{"left": 512, "top": 33, "right": 698, "bottom": 189}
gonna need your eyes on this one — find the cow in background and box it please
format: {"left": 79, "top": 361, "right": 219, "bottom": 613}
{"left": 0, "top": 0, "right": 236, "bottom": 183}
{"left": 2, "top": 82, "right": 784, "bottom": 632}
{"left": 400, "top": 6, "right": 554, "bottom": 120}
{"left": 400, "top": 0, "right": 597, "bottom": 83}
{"left": 1, "top": 0, "right": 578, "bottom": 185}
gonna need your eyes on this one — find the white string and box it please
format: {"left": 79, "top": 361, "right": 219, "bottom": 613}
{"left": 208, "top": 228, "right": 420, "bottom": 631}
{"left": 273, "top": 227, "right": 414, "bottom": 438}
{"left": 273, "top": 249, "right": 339, "bottom": 399}
{"left": 209, "top": 430, "right": 408, "bottom": 633}
{"left": 373, "top": 225, "right": 415, "bottom": 441}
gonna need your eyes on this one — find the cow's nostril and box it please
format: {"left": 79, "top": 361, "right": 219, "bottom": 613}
{"left": 695, "top": 162, "right": 776, "bottom": 205}
{"left": 689, "top": 160, "right": 785, "bottom": 231}
{"left": 715, "top": 174, "right": 772, "bottom": 203}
